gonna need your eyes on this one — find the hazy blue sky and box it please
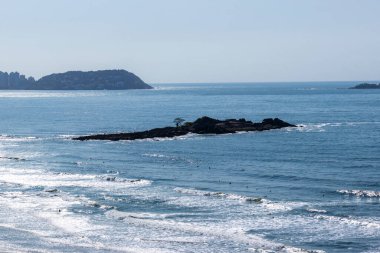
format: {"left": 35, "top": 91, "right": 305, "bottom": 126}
{"left": 1, "top": 0, "right": 379, "bottom": 83}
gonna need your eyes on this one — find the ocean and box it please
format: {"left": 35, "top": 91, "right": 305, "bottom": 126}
{"left": 0, "top": 82, "right": 379, "bottom": 253}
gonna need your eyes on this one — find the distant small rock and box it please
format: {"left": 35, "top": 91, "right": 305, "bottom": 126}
{"left": 106, "top": 177, "right": 116, "bottom": 182}
{"left": 350, "top": 83, "right": 380, "bottom": 89}
{"left": 246, "top": 197, "right": 263, "bottom": 203}
{"left": 45, "top": 188, "right": 58, "bottom": 193}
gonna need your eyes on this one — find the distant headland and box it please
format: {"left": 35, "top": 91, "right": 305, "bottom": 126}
{"left": 350, "top": 83, "right": 380, "bottom": 89}
{"left": 0, "top": 70, "right": 152, "bottom": 90}
{"left": 74, "top": 116, "right": 296, "bottom": 141}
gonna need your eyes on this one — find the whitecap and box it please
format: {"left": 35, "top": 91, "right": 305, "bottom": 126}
{"left": 174, "top": 187, "right": 298, "bottom": 212}
{"left": 143, "top": 153, "right": 168, "bottom": 158}
{"left": 106, "top": 209, "right": 324, "bottom": 253}
{"left": 337, "top": 189, "right": 380, "bottom": 198}
{"left": 135, "top": 132, "right": 202, "bottom": 142}
{"left": 0, "top": 167, "right": 152, "bottom": 191}
{"left": 0, "top": 191, "right": 104, "bottom": 234}
{"left": 314, "top": 214, "right": 380, "bottom": 229}
{"left": 293, "top": 123, "right": 328, "bottom": 132}
{"left": 290, "top": 121, "right": 380, "bottom": 133}
{"left": 175, "top": 187, "right": 262, "bottom": 203}
{"left": 0, "top": 135, "right": 38, "bottom": 142}
{"left": 306, "top": 208, "right": 327, "bottom": 214}
{"left": 106, "top": 210, "right": 175, "bottom": 220}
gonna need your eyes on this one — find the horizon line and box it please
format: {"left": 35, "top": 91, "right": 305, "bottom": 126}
{"left": 150, "top": 80, "right": 380, "bottom": 85}
{"left": 1, "top": 69, "right": 379, "bottom": 84}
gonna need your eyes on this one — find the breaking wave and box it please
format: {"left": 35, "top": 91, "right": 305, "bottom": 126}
{"left": 337, "top": 189, "right": 380, "bottom": 198}
{"left": 106, "top": 209, "right": 324, "bottom": 253}
{"left": 173, "top": 187, "right": 303, "bottom": 212}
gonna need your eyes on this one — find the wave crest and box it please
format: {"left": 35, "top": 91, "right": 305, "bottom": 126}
{"left": 337, "top": 189, "right": 380, "bottom": 198}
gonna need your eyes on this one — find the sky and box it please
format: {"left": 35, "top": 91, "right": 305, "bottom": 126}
{"left": 1, "top": 0, "right": 379, "bottom": 83}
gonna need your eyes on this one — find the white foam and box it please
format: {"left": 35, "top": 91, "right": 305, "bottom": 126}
{"left": 306, "top": 208, "right": 327, "bottom": 214}
{"left": 106, "top": 211, "right": 180, "bottom": 220}
{"left": 174, "top": 187, "right": 299, "bottom": 212}
{"left": 134, "top": 132, "right": 202, "bottom": 142}
{"left": 0, "top": 191, "right": 104, "bottom": 235}
{"left": 174, "top": 187, "right": 255, "bottom": 201}
{"left": 294, "top": 123, "right": 328, "bottom": 132}
{"left": 345, "top": 121, "right": 380, "bottom": 126}
{"left": 291, "top": 121, "right": 380, "bottom": 133}
{"left": 56, "top": 134, "right": 80, "bottom": 139}
{"left": 106, "top": 209, "right": 322, "bottom": 253}
{"left": 0, "top": 167, "right": 151, "bottom": 191}
{"left": 260, "top": 199, "right": 295, "bottom": 212}
{"left": 142, "top": 153, "right": 196, "bottom": 164}
{"left": 337, "top": 189, "right": 380, "bottom": 198}
{"left": 143, "top": 153, "right": 168, "bottom": 158}
{"left": 0, "top": 135, "right": 38, "bottom": 142}
{"left": 315, "top": 214, "right": 380, "bottom": 229}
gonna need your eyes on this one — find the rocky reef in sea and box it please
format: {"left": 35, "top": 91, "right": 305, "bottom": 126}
{"left": 0, "top": 69, "right": 152, "bottom": 90}
{"left": 74, "top": 116, "right": 296, "bottom": 141}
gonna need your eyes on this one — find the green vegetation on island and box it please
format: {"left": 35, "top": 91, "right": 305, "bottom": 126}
{"left": 0, "top": 69, "right": 152, "bottom": 90}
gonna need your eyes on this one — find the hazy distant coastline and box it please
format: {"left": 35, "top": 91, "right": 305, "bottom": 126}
{"left": 0, "top": 69, "right": 152, "bottom": 90}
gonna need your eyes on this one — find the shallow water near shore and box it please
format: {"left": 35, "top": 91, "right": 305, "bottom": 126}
{"left": 0, "top": 82, "right": 379, "bottom": 252}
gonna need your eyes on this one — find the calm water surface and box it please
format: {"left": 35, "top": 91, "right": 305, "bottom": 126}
{"left": 0, "top": 82, "right": 379, "bottom": 252}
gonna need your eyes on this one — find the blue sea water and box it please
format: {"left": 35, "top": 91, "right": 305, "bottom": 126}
{"left": 0, "top": 82, "right": 379, "bottom": 253}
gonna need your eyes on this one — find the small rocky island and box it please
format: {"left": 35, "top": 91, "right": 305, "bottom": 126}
{"left": 74, "top": 116, "right": 296, "bottom": 141}
{"left": 350, "top": 83, "right": 380, "bottom": 89}
{"left": 0, "top": 69, "right": 152, "bottom": 90}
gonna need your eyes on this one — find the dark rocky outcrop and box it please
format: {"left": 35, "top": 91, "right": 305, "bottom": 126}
{"left": 73, "top": 116, "right": 296, "bottom": 141}
{"left": 350, "top": 83, "right": 380, "bottom": 89}
{"left": 0, "top": 69, "right": 152, "bottom": 90}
